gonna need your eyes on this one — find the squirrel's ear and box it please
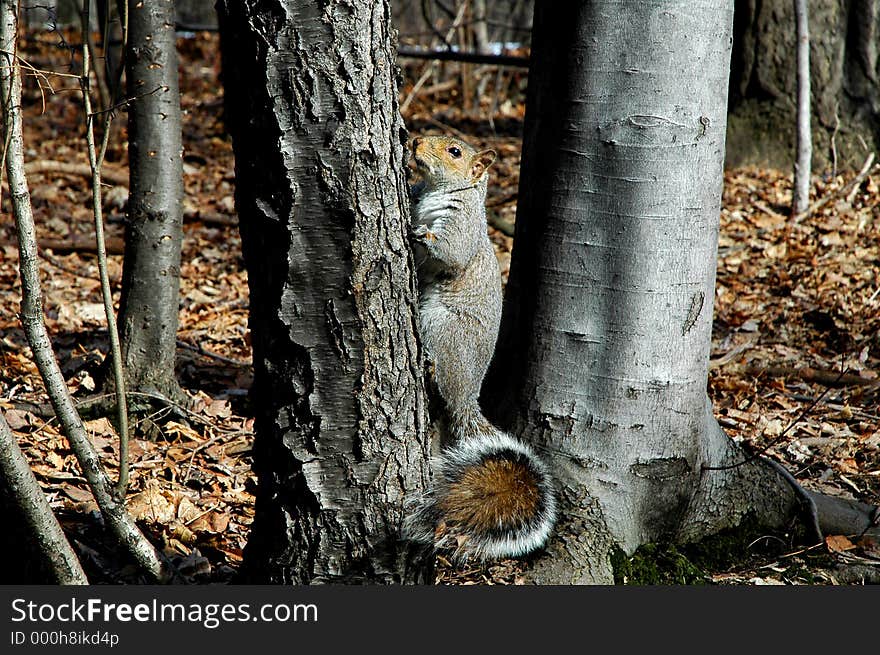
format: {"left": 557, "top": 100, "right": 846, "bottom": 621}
{"left": 469, "top": 149, "right": 496, "bottom": 181}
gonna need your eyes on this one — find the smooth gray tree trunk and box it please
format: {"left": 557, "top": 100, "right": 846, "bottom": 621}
{"left": 472, "top": 0, "right": 490, "bottom": 54}
{"left": 116, "top": 0, "right": 185, "bottom": 403}
{"left": 217, "top": 0, "right": 431, "bottom": 584}
{"left": 792, "top": 0, "right": 812, "bottom": 213}
{"left": 485, "top": 0, "right": 799, "bottom": 584}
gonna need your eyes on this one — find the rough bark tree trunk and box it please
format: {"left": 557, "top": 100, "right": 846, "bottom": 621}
{"left": 485, "top": 0, "right": 802, "bottom": 584}
{"left": 115, "top": 0, "right": 185, "bottom": 404}
{"left": 217, "top": 0, "right": 432, "bottom": 584}
{"left": 727, "top": 0, "right": 880, "bottom": 170}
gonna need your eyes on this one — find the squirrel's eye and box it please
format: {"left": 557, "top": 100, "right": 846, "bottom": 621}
{"left": 447, "top": 146, "right": 462, "bottom": 158}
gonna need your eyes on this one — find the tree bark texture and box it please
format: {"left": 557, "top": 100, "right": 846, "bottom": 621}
{"left": 218, "top": 0, "right": 431, "bottom": 584}
{"left": 485, "top": 1, "right": 797, "bottom": 584}
{"left": 0, "top": 414, "right": 87, "bottom": 584}
{"left": 727, "top": 0, "right": 880, "bottom": 170}
{"left": 117, "top": 0, "right": 185, "bottom": 401}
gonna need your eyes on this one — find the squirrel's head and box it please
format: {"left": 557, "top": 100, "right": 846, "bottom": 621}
{"left": 411, "top": 135, "right": 496, "bottom": 190}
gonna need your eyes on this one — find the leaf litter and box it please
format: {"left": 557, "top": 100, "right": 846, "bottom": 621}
{"left": 0, "top": 32, "right": 877, "bottom": 585}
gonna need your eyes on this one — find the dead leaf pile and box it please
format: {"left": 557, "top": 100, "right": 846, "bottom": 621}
{"left": 0, "top": 31, "right": 877, "bottom": 585}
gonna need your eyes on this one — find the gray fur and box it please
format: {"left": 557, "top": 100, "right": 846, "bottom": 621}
{"left": 410, "top": 175, "right": 502, "bottom": 441}
{"left": 405, "top": 138, "right": 557, "bottom": 561}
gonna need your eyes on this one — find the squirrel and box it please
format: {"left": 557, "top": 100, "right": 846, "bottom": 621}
{"left": 403, "top": 135, "right": 557, "bottom": 561}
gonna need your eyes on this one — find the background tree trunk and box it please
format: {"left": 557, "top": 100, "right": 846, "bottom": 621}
{"left": 175, "top": 0, "right": 217, "bottom": 31}
{"left": 485, "top": 0, "right": 799, "bottom": 584}
{"left": 116, "top": 0, "right": 185, "bottom": 403}
{"left": 95, "top": 1, "right": 125, "bottom": 93}
{"left": 217, "top": 0, "right": 432, "bottom": 584}
{"left": 792, "top": 0, "right": 812, "bottom": 213}
{"left": 727, "top": 0, "right": 880, "bottom": 170}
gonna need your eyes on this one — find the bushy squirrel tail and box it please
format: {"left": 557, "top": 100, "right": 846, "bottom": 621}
{"left": 404, "top": 426, "right": 557, "bottom": 561}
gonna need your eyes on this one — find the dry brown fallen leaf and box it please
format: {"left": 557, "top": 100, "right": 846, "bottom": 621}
{"left": 825, "top": 534, "right": 857, "bottom": 553}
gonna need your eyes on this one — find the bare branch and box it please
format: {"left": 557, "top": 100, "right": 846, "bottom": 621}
{"left": 398, "top": 47, "right": 529, "bottom": 68}
{"left": 0, "top": 1, "right": 168, "bottom": 582}
{"left": 80, "top": 0, "right": 130, "bottom": 495}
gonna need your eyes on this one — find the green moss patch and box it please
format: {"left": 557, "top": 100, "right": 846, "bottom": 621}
{"left": 610, "top": 514, "right": 831, "bottom": 585}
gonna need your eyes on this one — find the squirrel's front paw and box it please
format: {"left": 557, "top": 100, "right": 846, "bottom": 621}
{"left": 410, "top": 224, "right": 436, "bottom": 243}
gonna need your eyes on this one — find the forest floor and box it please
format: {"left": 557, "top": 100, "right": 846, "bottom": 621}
{"left": 1, "top": 32, "right": 878, "bottom": 585}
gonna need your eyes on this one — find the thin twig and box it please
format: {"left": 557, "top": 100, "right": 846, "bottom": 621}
{"left": 80, "top": 0, "right": 130, "bottom": 497}
{"left": 794, "top": 153, "right": 876, "bottom": 221}
{"left": 183, "top": 433, "right": 236, "bottom": 483}
{"left": 398, "top": 48, "right": 529, "bottom": 68}
{"left": 176, "top": 339, "right": 251, "bottom": 367}
{"left": 23, "top": 159, "right": 128, "bottom": 185}
{"left": 708, "top": 337, "right": 757, "bottom": 370}
{"left": 81, "top": 8, "right": 109, "bottom": 111}
{"left": 744, "top": 364, "right": 879, "bottom": 388}
{"left": 703, "top": 366, "right": 847, "bottom": 472}
{"left": 400, "top": 2, "right": 468, "bottom": 114}
{"left": 424, "top": 116, "right": 470, "bottom": 140}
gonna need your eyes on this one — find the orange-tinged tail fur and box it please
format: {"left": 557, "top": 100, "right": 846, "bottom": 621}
{"left": 404, "top": 430, "right": 557, "bottom": 561}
